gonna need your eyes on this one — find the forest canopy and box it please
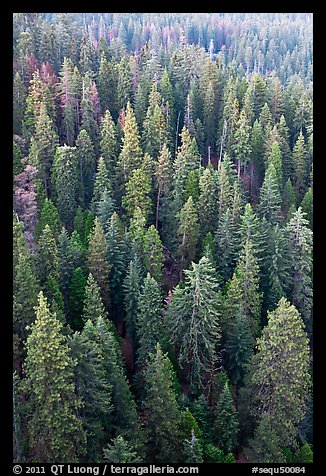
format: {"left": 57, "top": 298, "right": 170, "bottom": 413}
{"left": 13, "top": 12, "right": 313, "bottom": 465}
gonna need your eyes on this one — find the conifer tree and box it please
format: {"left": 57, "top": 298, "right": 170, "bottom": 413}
{"left": 91, "top": 157, "right": 113, "bottom": 215}
{"left": 166, "top": 256, "right": 221, "bottom": 393}
{"left": 36, "top": 224, "right": 59, "bottom": 288}
{"left": 155, "top": 143, "right": 172, "bottom": 230}
{"left": 82, "top": 273, "right": 107, "bottom": 325}
{"left": 90, "top": 317, "right": 144, "bottom": 454}
{"left": 143, "top": 343, "right": 182, "bottom": 463}
{"left": 245, "top": 413, "right": 284, "bottom": 463}
{"left": 183, "top": 430, "right": 204, "bottom": 463}
{"left": 258, "top": 164, "right": 282, "bottom": 225}
{"left": 35, "top": 198, "right": 61, "bottom": 240}
{"left": 232, "top": 109, "right": 252, "bottom": 180}
{"left": 100, "top": 109, "right": 118, "bottom": 176}
{"left": 68, "top": 267, "right": 87, "bottom": 330}
{"left": 117, "top": 101, "right": 143, "bottom": 185}
{"left": 177, "top": 196, "right": 199, "bottom": 274}
{"left": 106, "top": 212, "right": 126, "bottom": 316}
{"left": 247, "top": 298, "right": 311, "bottom": 447}
{"left": 136, "top": 274, "right": 163, "bottom": 368}
{"left": 68, "top": 325, "right": 113, "bottom": 462}
{"left": 103, "top": 435, "right": 141, "bottom": 463}
{"left": 292, "top": 131, "right": 308, "bottom": 200}
{"left": 215, "top": 208, "right": 239, "bottom": 282}
{"left": 286, "top": 208, "right": 313, "bottom": 332}
{"left": 198, "top": 166, "right": 218, "bottom": 238}
{"left": 301, "top": 187, "right": 313, "bottom": 229}
{"left": 223, "top": 239, "right": 262, "bottom": 337}
{"left": 282, "top": 178, "right": 297, "bottom": 216}
{"left": 51, "top": 145, "right": 78, "bottom": 229}
{"left": 23, "top": 292, "right": 86, "bottom": 462}
{"left": 123, "top": 255, "right": 143, "bottom": 343}
{"left": 122, "top": 168, "right": 152, "bottom": 224}
{"left": 142, "top": 83, "right": 166, "bottom": 158}
{"left": 76, "top": 128, "right": 96, "bottom": 207}
{"left": 143, "top": 225, "right": 164, "bottom": 283}
{"left": 225, "top": 307, "right": 254, "bottom": 387}
{"left": 213, "top": 381, "right": 239, "bottom": 453}
{"left": 87, "top": 218, "right": 111, "bottom": 306}
{"left": 13, "top": 248, "right": 40, "bottom": 342}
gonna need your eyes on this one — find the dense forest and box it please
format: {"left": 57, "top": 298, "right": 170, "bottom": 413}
{"left": 13, "top": 12, "right": 313, "bottom": 464}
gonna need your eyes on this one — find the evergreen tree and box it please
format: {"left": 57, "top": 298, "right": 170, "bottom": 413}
{"left": 166, "top": 256, "right": 221, "bottom": 394}
{"left": 155, "top": 143, "right": 172, "bottom": 230}
{"left": 87, "top": 218, "right": 111, "bottom": 307}
{"left": 223, "top": 239, "right": 262, "bottom": 337}
{"left": 232, "top": 109, "right": 252, "bottom": 180}
{"left": 36, "top": 224, "right": 59, "bottom": 288}
{"left": 76, "top": 128, "right": 96, "bottom": 207}
{"left": 100, "top": 109, "right": 118, "bottom": 176}
{"left": 143, "top": 343, "right": 181, "bottom": 463}
{"left": 122, "top": 168, "right": 152, "bottom": 224}
{"left": 258, "top": 164, "right": 282, "bottom": 225}
{"left": 82, "top": 273, "right": 107, "bottom": 325}
{"left": 142, "top": 83, "right": 166, "bottom": 158}
{"left": 225, "top": 307, "right": 254, "bottom": 387}
{"left": 123, "top": 256, "right": 142, "bottom": 342}
{"left": 35, "top": 198, "right": 61, "bottom": 240}
{"left": 292, "top": 131, "right": 307, "bottom": 201}
{"left": 23, "top": 292, "right": 86, "bottom": 462}
{"left": 51, "top": 145, "right": 78, "bottom": 229}
{"left": 247, "top": 298, "right": 311, "bottom": 447}
{"left": 91, "top": 157, "right": 113, "bottom": 215}
{"left": 198, "top": 166, "right": 218, "bottom": 238}
{"left": 245, "top": 413, "right": 284, "bottom": 463}
{"left": 183, "top": 430, "right": 204, "bottom": 463}
{"left": 286, "top": 207, "right": 313, "bottom": 332}
{"left": 103, "top": 435, "right": 141, "bottom": 463}
{"left": 68, "top": 267, "right": 87, "bottom": 330}
{"left": 136, "top": 273, "right": 163, "bottom": 368}
{"left": 69, "top": 326, "right": 113, "bottom": 462}
{"left": 143, "top": 225, "right": 164, "bottom": 283}
{"left": 215, "top": 208, "right": 239, "bottom": 282}
{"left": 213, "top": 381, "right": 239, "bottom": 453}
{"left": 177, "top": 196, "right": 199, "bottom": 274}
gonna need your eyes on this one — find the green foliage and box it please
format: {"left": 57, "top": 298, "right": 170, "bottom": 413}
{"left": 143, "top": 225, "right": 164, "bottom": 282}
{"left": 103, "top": 435, "right": 141, "bottom": 463}
{"left": 213, "top": 381, "right": 239, "bottom": 453}
{"left": 143, "top": 343, "right": 182, "bottom": 463}
{"left": 68, "top": 268, "right": 87, "bottom": 330}
{"left": 23, "top": 292, "right": 86, "bottom": 462}
{"left": 166, "top": 256, "right": 221, "bottom": 394}
{"left": 82, "top": 273, "right": 107, "bottom": 325}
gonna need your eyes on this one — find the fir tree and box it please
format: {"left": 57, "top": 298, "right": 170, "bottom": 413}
{"left": 100, "top": 109, "right": 118, "bottom": 176}
{"left": 76, "top": 128, "right": 96, "bottom": 207}
{"left": 143, "top": 343, "right": 181, "bottom": 463}
{"left": 82, "top": 273, "right": 107, "bottom": 325}
{"left": 213, "top": 381, "right": 239, "bottom": 453}
{"left": 177, "top": 196, "right": 199, "bottom": 274}
{"left": 87, "top": 218, "right": 111, "bottom": 307}
{"left": 23, "top": 292, "right": 86, "bottom": 462}
{"left": 68, "top": 267, "right": 87, "bottom": 330}
{"left": 123, "top": 257, "right": 142, "bottom": 342}
{"left": 136, "top": 273, "right": 163, "bottom": 368}
{"left": 247, "top": 298, "right": 311, "bottom": 447}
{"left": 91, "top": 157, "right": 113, "bottom": 215}
{"left": 166, "top": 256, "right": 221, "bottom": 394}
{"left": 143, "top": 225, "right": 164, "bottom": 283}
{"left": 103, "top": 436, "right": 141, "bottom": 463}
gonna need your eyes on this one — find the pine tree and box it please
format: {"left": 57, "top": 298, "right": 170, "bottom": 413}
{"left": 225, "top": 307, "right": 254, "bottom": 387}
{"left": 143, "top": 225, "right": 164, "bottom": 283}
{"left": 215, "top": 208, "right": 239, "bottom": 282}
{"left": 51, "top": 145, "right": 78, "bottom": 229}
{"left": 123, "top": 257, "right": 142, "bottom": 338}
{"left": 143, "top": 343, "right": 182, "bottom": 463}
{"left": 87, "top": 218, "right": 111, "bottom": 307}
{"left": 117, "top": 101, "right": 143, "bottom": 185}
{"left": 177, "top": 196, "right": 199, "bottom": 274}
{"left": 142, "top": 83, "right": 166, "bottom": 158}
{"left": 286, "top": 207, "right": 313, "bottom": 332}
{"left": 23, "top": 292, "right": 86, "bottom": 462}
{"left": 91, "top": 157, "right": 113, "bottom": 215}
{"left": 82, "top": 273, "right": 107, "bottom": 325}
{"left": 245, "top": 413, "right": 284, "bottom": 463}
{"left": 122, "top": 168, "right": 152, "bottom": 224}
{"left": 247, "top": 297, "right": 311, "bottom": 447}
{"left": 35, "top": 198, "right": 61, "bottom": 240}
{"left": 33, "top": 102, "right": 58, "bottom": 195}
{"left": 76, "top": 128, "right": 96, "bottom": 207}
{"left": 136, "top": 273, "right": 163, "bottom": 368}
{"left": 106, "top": 212, "right": 126, "bottom": 316}
{"left": 282, "top": 178, "right": 297, "bottom": 216}
{"left": 166, "top": 256, "right": 221, "bottom": 394}
{"left": 155, "top": 143, "right": 172, "bottom": 230}
{"left": 213, "top": 381, "right": 239, "bottom": 453}
{"left": 68, "top": 267, "right": 87, "bottom": 330}
{"left": 91, "top": 317, "right": 144, "bottom": 454}
{"left": 292, "top": 131, "right": 308, "bottom": 200}
{"left": 13, "top": 248, "right": 40, "bottom": 342}
{"left": 198, "top": 166, "right": 218, "bottom": 238}
{"left": 36, "top": 224, "right": 59, "bottom": 288}
{"left": 232, "top": 109, "right": 252, "bottom": 180}
{"left": 103, "top": 435, "right": 141, "bottom": 463}
{"left": 223, "top": 239, "right": 262, "bottom": 337}
{"left": 68, "top": 325, "right": 113, "bottom": 463}
{"left": 100, "top": 109, "right": 118, "bottom": 176}
{"left": 258, "top": 164, "right": 282, "bottom": 225}
{"left": 267, "top": 141, "right": 283, "bottom": 189}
